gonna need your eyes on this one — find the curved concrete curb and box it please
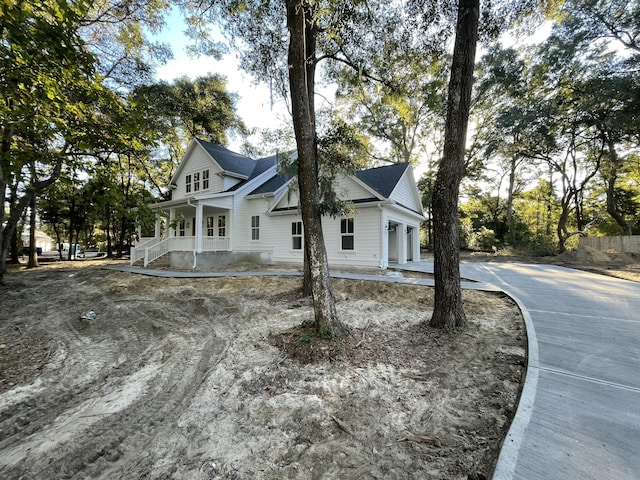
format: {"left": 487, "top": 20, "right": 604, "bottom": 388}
{"left": 490, "top": 290, "right": 539, "bottom": 479}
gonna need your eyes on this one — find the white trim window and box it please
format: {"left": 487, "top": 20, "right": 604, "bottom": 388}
{"left": 218, "top": 215, "right": 226, "bottom": 237}
{"left": 185, "top": 174, "right": 192, "bottom": 193}
{"left": 193, "top": 172, "right": 200, "bottom": 192}
{"left": 341, "top": 217, "right": 355, "bottom": 250}
{"left": 178, "top": 219, "right": 186, "bottom": 237}
{"left": 202, "top": 169, "right": 210, "bottom": 190}
{"left": 251, "top": 215, "right": 260, "bottom": 240}
{"left": 206, "top": 217, "right": 215, "bottom": 236}
{"left": 292, "top": 221, "right": 302, "bottom": 250}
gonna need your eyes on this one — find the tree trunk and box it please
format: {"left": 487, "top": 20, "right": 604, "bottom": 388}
{"left": 286, "top": 0, "right": 349, "bottom": 337}
{"left": 604, "top": 139, "right": 632, "bottom": 235}
{"left": 9, "top": 223, "right": 20, "bottom": 264}
{"left": 67, "top": 197, "right": 76, "bottom": 261}
{"left": 27, "top": 194, "right": 39, "bottom": 268}
{"left": 507, "top": 156, "right": 517, "bottom": 245}
{"left": 117, "top": 214, "right": 126, "bottom": 257}
{"left": 556, "top": 194, "right": 573, "bottom": 254}
{"left": 8, "top": 184, "right": 21, "bottom": 264}
{"left": 0, "top": 153, "right": 62, "bottom": 282}
{"left": 303, "top": 243, "right": 312, "bottom": 296}
{"left": 53, "top": 226, "right": 63, "bottom": 260}
{"left": 106, "top": 220, "right": 113, "bottom": 257}
{"left": 430, "top": 0, "right": 479, "bottom": 331}
{"left": 557, "top": 213, "right": 568, "bottom": 253}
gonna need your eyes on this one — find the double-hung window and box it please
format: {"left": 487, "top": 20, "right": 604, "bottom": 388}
{"left": 206, "top": 217, "right": 215, "bottom": 236}
{"left": 185, "top": 174, "right": 192, "bottom": 194}
{"left": 178, "top": 219, "right": 186, "bottom": 237}
{"left": 292, "top": 221, "right": 303, "bottom": 250}
{"left": 218, "top": 215, "right": 226, "bottom": 237}
{"left": 251, "top": 216, "right": 260, "bottom": 240}
{"left": 193, "top": 172, "right": 200, "bottom": 192}
{"left": 202, "top": 169, "right": 209, "bottom": 190}
{"left": 341, "top": 218, "right": 355, "bottom": 250}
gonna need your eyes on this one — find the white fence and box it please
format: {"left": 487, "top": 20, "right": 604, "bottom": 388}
{"left": 579, "top": 235, "right": 640, "bottom": 254}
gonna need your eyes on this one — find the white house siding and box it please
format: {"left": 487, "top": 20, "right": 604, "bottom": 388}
{"left": 273, "top": 188, "right": 300, "bottom": 210}
{"left": 323, "top": 206, "right": 382, "bottom": 267}
{"left": 390, "top": 171, "right": 421, "bottom": 212}
{"left": 252, "top": 201, "right": 383, "bottom": 267}
{"left": 174, "top": 146, "right": 223, "bottom": 200}
{"left": 231, "top": 196, "right": 274, "bottom": 255}
{"left": 333, "top": 174, "right": 373, "bottom": 201}
{"left": 268, "top": 213, "right": 305, "bottom": 264}
{"left": 223, "top": 176, "right": 243, "bottom": 191}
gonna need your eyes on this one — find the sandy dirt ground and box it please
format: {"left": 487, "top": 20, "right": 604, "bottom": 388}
{"left": 9, "top": 247, "right": 636, "bottom": 480}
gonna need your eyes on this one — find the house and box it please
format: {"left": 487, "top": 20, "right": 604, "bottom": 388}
{"left": 21, "top": 229, "right": 54, "bottom": 253}
{"left": 132, "top": 138, "right": 425, "bottom": 269}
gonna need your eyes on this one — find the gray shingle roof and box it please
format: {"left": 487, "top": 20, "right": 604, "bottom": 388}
{"left": 226, "top": 155, "right": 276, "bottom": 192}
{"left": 355, "top": 163, "right": 410, "bottom": 198}
{"left": 196, "top": 138, "right": 256, "bottom": 178}
{"left": 248, "top": 171, "right": 292, "bottom": 195}
{"left": 249, "top": 162, "right": 410, "bottom": 199}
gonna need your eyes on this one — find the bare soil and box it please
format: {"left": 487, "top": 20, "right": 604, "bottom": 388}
{"left": 0, "top": 259, "right": 528, "bottom": 479}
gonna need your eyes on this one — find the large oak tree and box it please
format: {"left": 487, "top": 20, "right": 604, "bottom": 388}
{"left": 430, "top": 0, "right": 479, "bottom": 330}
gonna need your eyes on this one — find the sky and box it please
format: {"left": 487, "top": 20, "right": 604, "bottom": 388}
{"left": 152, "top": 9, "right": 552, "bottom": 181}
{"left": 153, "top": 10, "right": 291, "bottom": 151}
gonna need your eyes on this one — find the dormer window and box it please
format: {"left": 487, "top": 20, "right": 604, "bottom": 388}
{"left": 185, "top": 174, "right": 192, "bottom": 193}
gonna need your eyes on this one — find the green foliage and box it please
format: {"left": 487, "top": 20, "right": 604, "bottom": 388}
{"left": 298, "top": 333, "right": 313, "bottom": 344}
{"left": 316, "top": 118, "right": 368, "bottom": 218}
{"left": 0, "top": 0, "right": 110, "bottom": 272}
{"left": 81, "top": 0, "right": 172, "bottom": 87}
{"left": 135, "top": 75, "right": 245, "bottom": 145}
{"left": 130, "top": 75, "right": 244, "bottom": 197}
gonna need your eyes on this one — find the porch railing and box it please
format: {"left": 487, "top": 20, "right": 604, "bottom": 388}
{"left": 202, "top": 236, "right": 230, "bottom": 251}
{"left": 137, "top": 236, "right": 231, "bottom": 267}
{"left": 145, "top": 238, "right": 170, "bottom": 267}
{"left": 168, "top": 236, "right": 196, "bottom": 251}
{"left": 130, "top": 237, "right": 158, "bottom": 265}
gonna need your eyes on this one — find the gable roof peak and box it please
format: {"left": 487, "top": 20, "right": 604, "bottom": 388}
{"left": 355, "top": 162, "right": 410, "bottom": 198}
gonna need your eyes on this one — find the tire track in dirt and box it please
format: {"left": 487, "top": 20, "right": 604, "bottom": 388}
{"left": 2, "top": 264, "right": 526, "bottom": 479}
{"left": 0, "top": 326, "right": 227, "bottom": 479}
{"left": 0, "top": 270, "right": 233, "bottom": 480}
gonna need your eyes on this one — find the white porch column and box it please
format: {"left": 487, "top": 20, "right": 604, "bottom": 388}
{"left": 154, "top": 214, "right": 161, "bottom": 240}
{"left": 413, "top": 226, "right": 421, "bottom": 262}
{"left": 169, "top": 209, "right": 176, "bottom": 237}
{"left": 195, "top": 202, "right": 203, "bottom": 253}
{"left": 229, "top": 207, "right": 234, "bottom": 251}
{"left": 380, "top": 212, "right": 388, "bottom": 269}
{"left": 398, "top": 222, "right": 407, "bottom": 265}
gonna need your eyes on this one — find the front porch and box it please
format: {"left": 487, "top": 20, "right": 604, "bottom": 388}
{"left": 132, "top": 196, "right": 234, "bottom": 267}
{"left": 131, "top": 235, "right": 231, "bottom": 267}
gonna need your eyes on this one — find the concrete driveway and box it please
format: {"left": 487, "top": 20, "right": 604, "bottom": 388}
{"left": 403, "top": 261, "right": 640, "bottom": 479}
